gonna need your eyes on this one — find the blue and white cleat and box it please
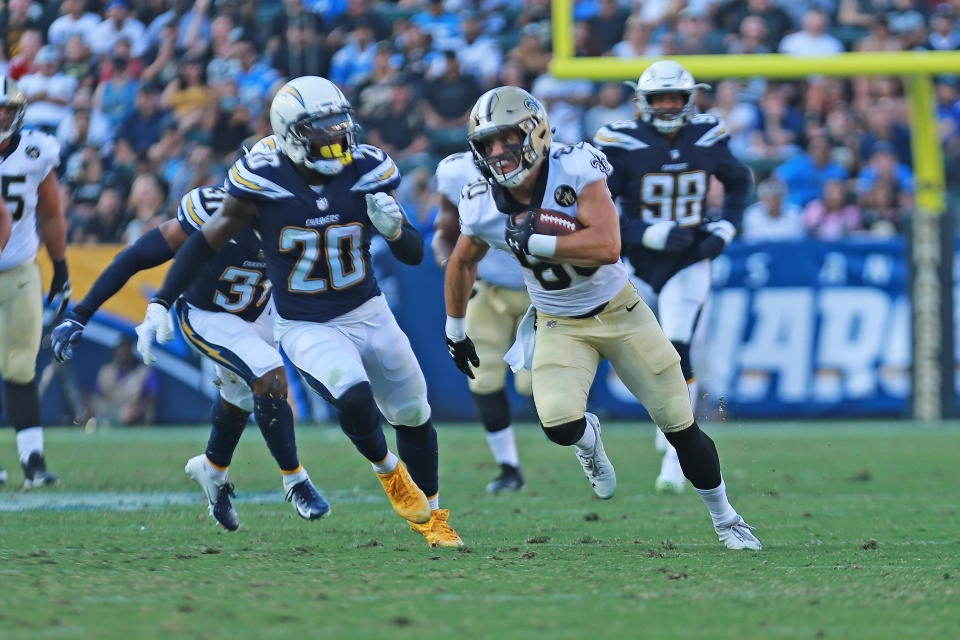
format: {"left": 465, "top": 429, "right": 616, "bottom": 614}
{"left": 185, "top": 455, "right": 239, "bottom": 531}
{"left": 286, "top": 478, "right": 331, "bottom": 520}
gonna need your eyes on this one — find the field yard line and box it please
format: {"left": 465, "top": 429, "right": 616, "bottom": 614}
{"left": 0, "top": 489, "right": 385, "bottom": 512}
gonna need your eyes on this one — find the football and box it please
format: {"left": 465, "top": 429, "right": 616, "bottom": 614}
{"left": 521, "top": 208, "right": 585, "bottom": 236}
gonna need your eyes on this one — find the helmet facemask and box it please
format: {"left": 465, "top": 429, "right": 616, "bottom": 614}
{"left": 0, "top": 92, "right": 25, "bottom": 143}
{"left": 636, "top": 90, "right": 695, "bottom": 135}
{"left": 469, "top": 116, "right": 544, "bottom": 188}
{"left": 287, "top": 110, "right": 358, "bottom": 175}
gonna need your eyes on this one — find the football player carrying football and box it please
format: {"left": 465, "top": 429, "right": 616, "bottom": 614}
{"left": 444, "top": 86, "right": 760, "bottom": 550}
{"left": 51, "top": 185, "right": 330, "bottom": 530}
{"left": 432, "top": 151, "right": 530, "bottom": 493}
{"left": 0, "top": 76, "right": 69, "bottom": 489}
{"left": 137, "top": 76, "right": 462, "bottom": 547}
{"left": 593, "top": 61, "right": 751, "bottom": 494}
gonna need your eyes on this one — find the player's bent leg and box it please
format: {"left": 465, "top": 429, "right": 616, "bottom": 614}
{"left": 542, "top": 414, "right": 616, "bottom": 499}
{"left": 473, "top": 389, "right": 524, "bottom": 493}
{"left": 6, "top": 381, "right": 58, "bottom": 489}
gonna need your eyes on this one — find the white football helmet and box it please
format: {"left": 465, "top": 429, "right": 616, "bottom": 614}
{"left": 628, "top": 60, "right": 710, "bottom": 135}
{"left": 270, "top": 76, "right": 359, "bottom": 175}
{"left": 0, "top": 76, "right": 26, "bottom": 143}
{"left": 467, "top": 86, "right": 551, "bottom": 188}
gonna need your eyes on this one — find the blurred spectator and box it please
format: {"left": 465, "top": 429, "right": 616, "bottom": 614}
{"left": 48, "top": 0, "right": 102, "bottom": 49}
{"left": 726, "top": 15, "right": 772, "bottom": 54}
{"left": 508, "top": 25, "right": 551, "bottom": 87}
{"left": 330, "top": 0, "right": 390, "bottom": 42}
{"left": 122, "top": 174, "right": 168, "bottom": 243}
{"left": 778, "top": 9, "right": 844, "bottom": 56}
{"left": 921, "top": 4, "right": 960, "bottom": 50}
{"left": 61, "top": 34, "right": 94, "bottom": 85}
{"left": 272, "top": 16, "right": 331, "bottom": 80}
{"left": 854, "top": 15, "right": 902, "bottom": 52}
{"left": 78, "top": 186, "right": 126, "bottom": 243}
{"left": 886, "top": 0, "right": 927, "bottom": 49}
{"left": 803, "top": 179, "right": 863, "bottom": 239}
{"left": 231, "top": 39, "right": 283, "bottom": 113}
{"left": 611, "top": 15, "right": 662, "bottom": 58}
{"left": 420, "top": 51, "right": 483, "bottom": 155}
{"left": 774, "top": 135, "right": 850, "bottom": 206}
{"left": 330, "top": 21, "right": 378, "bottom": 92}
{"left": 672, "top": 9, "right": 714, "bottom": 55}
{"left": 168, "top": 144, "right": 222, "bottom": 201}
{"left": 859, "top": 178, "right": 909, "bottom": 235}
{"left": 365, "top": 77, "right": 431, "bottom": 166}
{"left": 355, "top": 44, "right": 401, "bottom": 121}
{"left": 93, "top": 337, "right": 159, "bottom": 427}
{"left": 271, "top": 0, "right": 325, "bottom": 49}
{"left": 714, "top": 0, "right": 794, "bottom": 50}
{"left": 1, "top": 0, "right": 42, "bottom": 61}
{"left": 709, "top": 80, "right": 759, "bottom": 157}
{"left": 458, "top": 13, "right": 503, "bottom": 89}
{"left": 206, "top": 14, "right": 239, "bottom": 85}
{"left": 116, "top": 81, "right": 169, "bottom": 156}
{"left": 7, "top": 28, "right": 42, "bottom": 79}
{"left": 583, "top": 83, "right": 634, "bottom": 139}
{"left": 531, "top": 73, "right": 594, "bottom": 144}
{"left": 91, "top": 0, "right": 147, "bottom": 58}
{"left": 838, "top": 0, "right": 897, "bottom": 27}
{"left": 856, "top": 143, "right": 914, "bottom": 195}
{"left": 747, "top": 86, "right": 805, "bottom": 160}
{"left": 741, "top": 179, "right": 806, "bottom": 241}
{"left": 93, "top": 40, "right": 140, "bottom": 128}
{"left": 412, "top": 0, "right": 463, "bottom": 53}
{"left": 589, "top": 0, "right": 628, "bottom": 55}
{"left": 859, "top": 98, "right": 912, "bottom": 167}
{"left": 58, "top": 91, "right": 114, "bottom": 162}
{"left": 20, "top": 46, "right": 78, "bottom": 135}
{"left": 161, "top": 55, "right": 212, "bottom": 136}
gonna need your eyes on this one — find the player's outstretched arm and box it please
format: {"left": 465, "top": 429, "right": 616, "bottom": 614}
{"left": 444, "top": 234, "right": 488, "bottom": 378}
{"left": 50, "top": 220, "right": 187, "bottom": 362}
{"left": 545, "top": 179, "right": 621, "bottom": 267}
{"left": 431, "top": 195, "right": 460, "bottom": 269}
{"left": 36, "top": 171, "right": 71, "bottom": 319}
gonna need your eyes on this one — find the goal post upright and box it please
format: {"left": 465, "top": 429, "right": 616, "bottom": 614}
{"left": 549, "top": 0, "right": 957, "bottom": 419}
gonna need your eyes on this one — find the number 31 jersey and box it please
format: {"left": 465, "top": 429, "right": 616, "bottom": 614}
{"left": 0, "top": 130, "right": 60, "bottom": 272}
{"left": 457, "top": 142, "right": 628, "bottom": 317}
{"left": 224, "top": 136, "right": 402, "bottom": 322}
{"left": 176, "top": 185, "right": 270, "bottom": 322}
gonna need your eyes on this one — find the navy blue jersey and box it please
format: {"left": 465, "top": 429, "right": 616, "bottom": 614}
{"left": 593, "top": 115, "right": 751, "bottom": 290}
{"left": 224, "top": 136, "right": 402, "bottom": 322}
{"left": 176, "top": 185, "right": 271, "bottom": 322}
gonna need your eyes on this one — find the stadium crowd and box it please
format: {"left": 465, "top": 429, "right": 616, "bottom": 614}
{"left": 1, "top": 0, "right": 957, "bottom": 244}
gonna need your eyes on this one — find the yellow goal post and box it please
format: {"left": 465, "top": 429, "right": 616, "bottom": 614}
{"left": 548, "top": 0, "right": 960, "bottom": 420}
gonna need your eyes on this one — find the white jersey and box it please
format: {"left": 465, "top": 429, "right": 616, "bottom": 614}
{"left": 0, "top": 129, "right": 61, "bottom": 272}
{"left": 435, "top": 152, "right": 525, "bottom": 290}
{"left": 458, "top": 142, "right": 628, "bottom": 316}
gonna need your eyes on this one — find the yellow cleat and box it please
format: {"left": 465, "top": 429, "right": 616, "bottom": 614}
{"left": 375, "top": 461, "right": 431, "bottom": 524}
{"left": 410, "top": 509, "right": 464, "bottom": 548}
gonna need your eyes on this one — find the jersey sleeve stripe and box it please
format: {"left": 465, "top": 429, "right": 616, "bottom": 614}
{"left": 350, "top": 158, "right": 401, "bottom": 192}
{"left": 186, "top": 192, "right": 207, "bottom": 227}
{"left": 593, "top": 128, "right": 649, "bottom": 151}
{"left": 227, "top": 162, "right": 294, "bottom": 199}
{"left": 694, "top": 122, "right": 729, "bottom": 147}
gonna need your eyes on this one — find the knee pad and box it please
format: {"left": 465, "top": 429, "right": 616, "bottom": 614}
{"left": 218, "top": 370, "right": 254, "bottom": 413}
{"left": 386, "top": 397, "right": 431, "bottom": 428}
{"left": 541, "top": 416, "right": 587, "bottom": 447}
{"left": 334, "top": 382, "right": 380, "bottom": 438}
{"left": 472, "top": 389, "right": 511, "bottom": 433}
{"left": 5, "top": 380, "right": 41, "bottom": 429}
{"left": 672, "top": 341, "right": 694, "bottom": 382}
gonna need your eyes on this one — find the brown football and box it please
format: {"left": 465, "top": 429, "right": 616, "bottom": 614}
{"left": 532, "top": 208, "right": 585, "bottom": 236}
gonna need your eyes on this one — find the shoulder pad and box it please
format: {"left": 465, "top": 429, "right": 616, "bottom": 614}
{"left": 226, "top": 144, "right": 295, "bottom": 201}
{"left": 689, "top": 115, "right": 729, "bottom": 147}
{"left": 177, "top": 185, "right": 226, "bottom": 232}
{"left": 436, "top": 152, "right": 480, "bottom": 204}
{"left": 350, "top": 144, "right": 401, "bottom": 193}
{"left": 247, "top": 135, "right": 281, "bottom": 154}
{"left": 593, "top": 121, "right": 650, "bottom": 151}
{"left": 21, "top": 129, "right": 61, "bottom": 172}
{"left": 550, "top": 141, "right": 612, "bottom": 187}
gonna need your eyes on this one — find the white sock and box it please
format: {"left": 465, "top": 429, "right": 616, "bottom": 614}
{"left": 573, "top": 420, "right": 597, "bottom": 452}
{"left": 687, "top": 380, "right": 699, "bottom": 417}
{"left": 486, "top": 426, "right": 519, "bottom": 467}
{"left": 282, "top": 466, "right": 308, "bottom": 491}
{"left": 428, "top": 494, "right": 439, "bottom": 511}
{"left": 16, "top": 427, "right": 43, "bottom": 464}
{"left": 695, "top": 478, "right": 738, "bottom": 527}
{"left": 203, "top": 456, "right": 228, "bottom": 484}
{"left": 371, "top": 451, "right": 399, "bottom": 474}
{"left": 659, "top": 444, "right": 682, "bottom": 475}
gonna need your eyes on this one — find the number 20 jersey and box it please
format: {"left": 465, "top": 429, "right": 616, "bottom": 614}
{"left": 0, "top": 130, "right": 60, "bottom": 272}
{"left": 457, "top": 142, "right": 628, "bottom": 317}
{"left": 176, "top": 185, "right": 270, "bottom": 322}
{"left": 224, "top": 136, "right": 402, "bottom": 322}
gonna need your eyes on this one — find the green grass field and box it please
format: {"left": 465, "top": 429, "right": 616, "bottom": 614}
{"left": 1, "top": 421, "right": 958, "bottom": 640}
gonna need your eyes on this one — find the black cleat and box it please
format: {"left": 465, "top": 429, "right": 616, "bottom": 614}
{"left": 486, "top": 463, "right": 525, "bottom": 493}
{"left": 211, "top": 483, "right": 240, "bottom": 531}
{"left": 22, "top": 453, "right": 60, "bottom": 489}
{"left": 286, "top": 478, "right": 331, "bottom": 520}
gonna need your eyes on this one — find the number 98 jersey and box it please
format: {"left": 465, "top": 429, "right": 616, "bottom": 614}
{"left": 177, "top": 185, "right": 271, "bottom": 322}
{"left": 224, "top": 136, "right": 402, "bottom": 322}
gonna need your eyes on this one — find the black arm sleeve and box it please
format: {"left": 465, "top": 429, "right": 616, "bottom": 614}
{"left": 386, "top": 221, "right": 424, "bottom": 265}
{"left": 151, "top": 231, "right": 217, "bottom": 307}
{"left": 714, "top": 143, "right": 752, "bottom": 228}
{"left": 74, "top": 228, "right": 175, "bottom": 321}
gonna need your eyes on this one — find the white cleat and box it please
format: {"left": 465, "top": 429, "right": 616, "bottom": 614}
{"left": 715, "top": 516, "right": 762, "bottom": 550}
{"left": 575, "top": 413, "right": 616, "bottom": 499}
{"left": 655, "top": 446, "right": 686, "bottom": 494}
{"left": 185, "top": 455, "right": 239, "bottom": 531}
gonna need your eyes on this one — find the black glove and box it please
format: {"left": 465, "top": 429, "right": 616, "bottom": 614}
{"left": 50, "top": 309, "right": 87, "bottom": 363}
{"left": 640, "top": 221, "right": 696, "bottom": 252}
{"left": 664, "top": 226, "right": 696, "bottom": 251}
{"left": 695, "top": 234, "right": 726, "bottom": 260}
{"left": 446, "top": 335, "right": 480, "bottom": 379}
{"left": 505, "top": 212, "right": 536, "bottom": 259}
{"left": 46, "top": 259, "right": 71, "bottom": 321}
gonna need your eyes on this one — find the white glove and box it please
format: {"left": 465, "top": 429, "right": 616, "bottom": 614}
{"left": 705, "top": 219, "right": 737, "bottom": 244}
{"left": 135, "top": 302, "right": 174, "bottom": 365}
{"left": 365, "top": 192, "right": 404, "bottom": 240}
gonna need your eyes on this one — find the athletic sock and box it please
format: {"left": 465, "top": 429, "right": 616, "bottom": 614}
{"left": 485, "top": 426, "right": 519, "bottom": 467}
{"left": 206, "top": 399, "right": 248, "bottom": 469}
{"left": 573, "top": 422, "right": 596, "bottom": 453}
{"left": 253, "top": 396, "right": 300, "bottom": 472}
{"left": 203, "top": 456, "right": 228, "bottom": 484}
{"left": 281, "top": 466, "right": 308, "bottom": 491}
{"left": 695, "top": 478, "right": 738, "bottom": 527}
{"left": 372, "top": 451, "right": 399, "bottom": 474}
{"left": 428, "top": 494, "right": 439, "bottom": 511}
{"left": 16, "top": 427, "right": 43, "bottom": 464}
{"left": 393, "top": 421, "right": 439, "bottom": 498}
